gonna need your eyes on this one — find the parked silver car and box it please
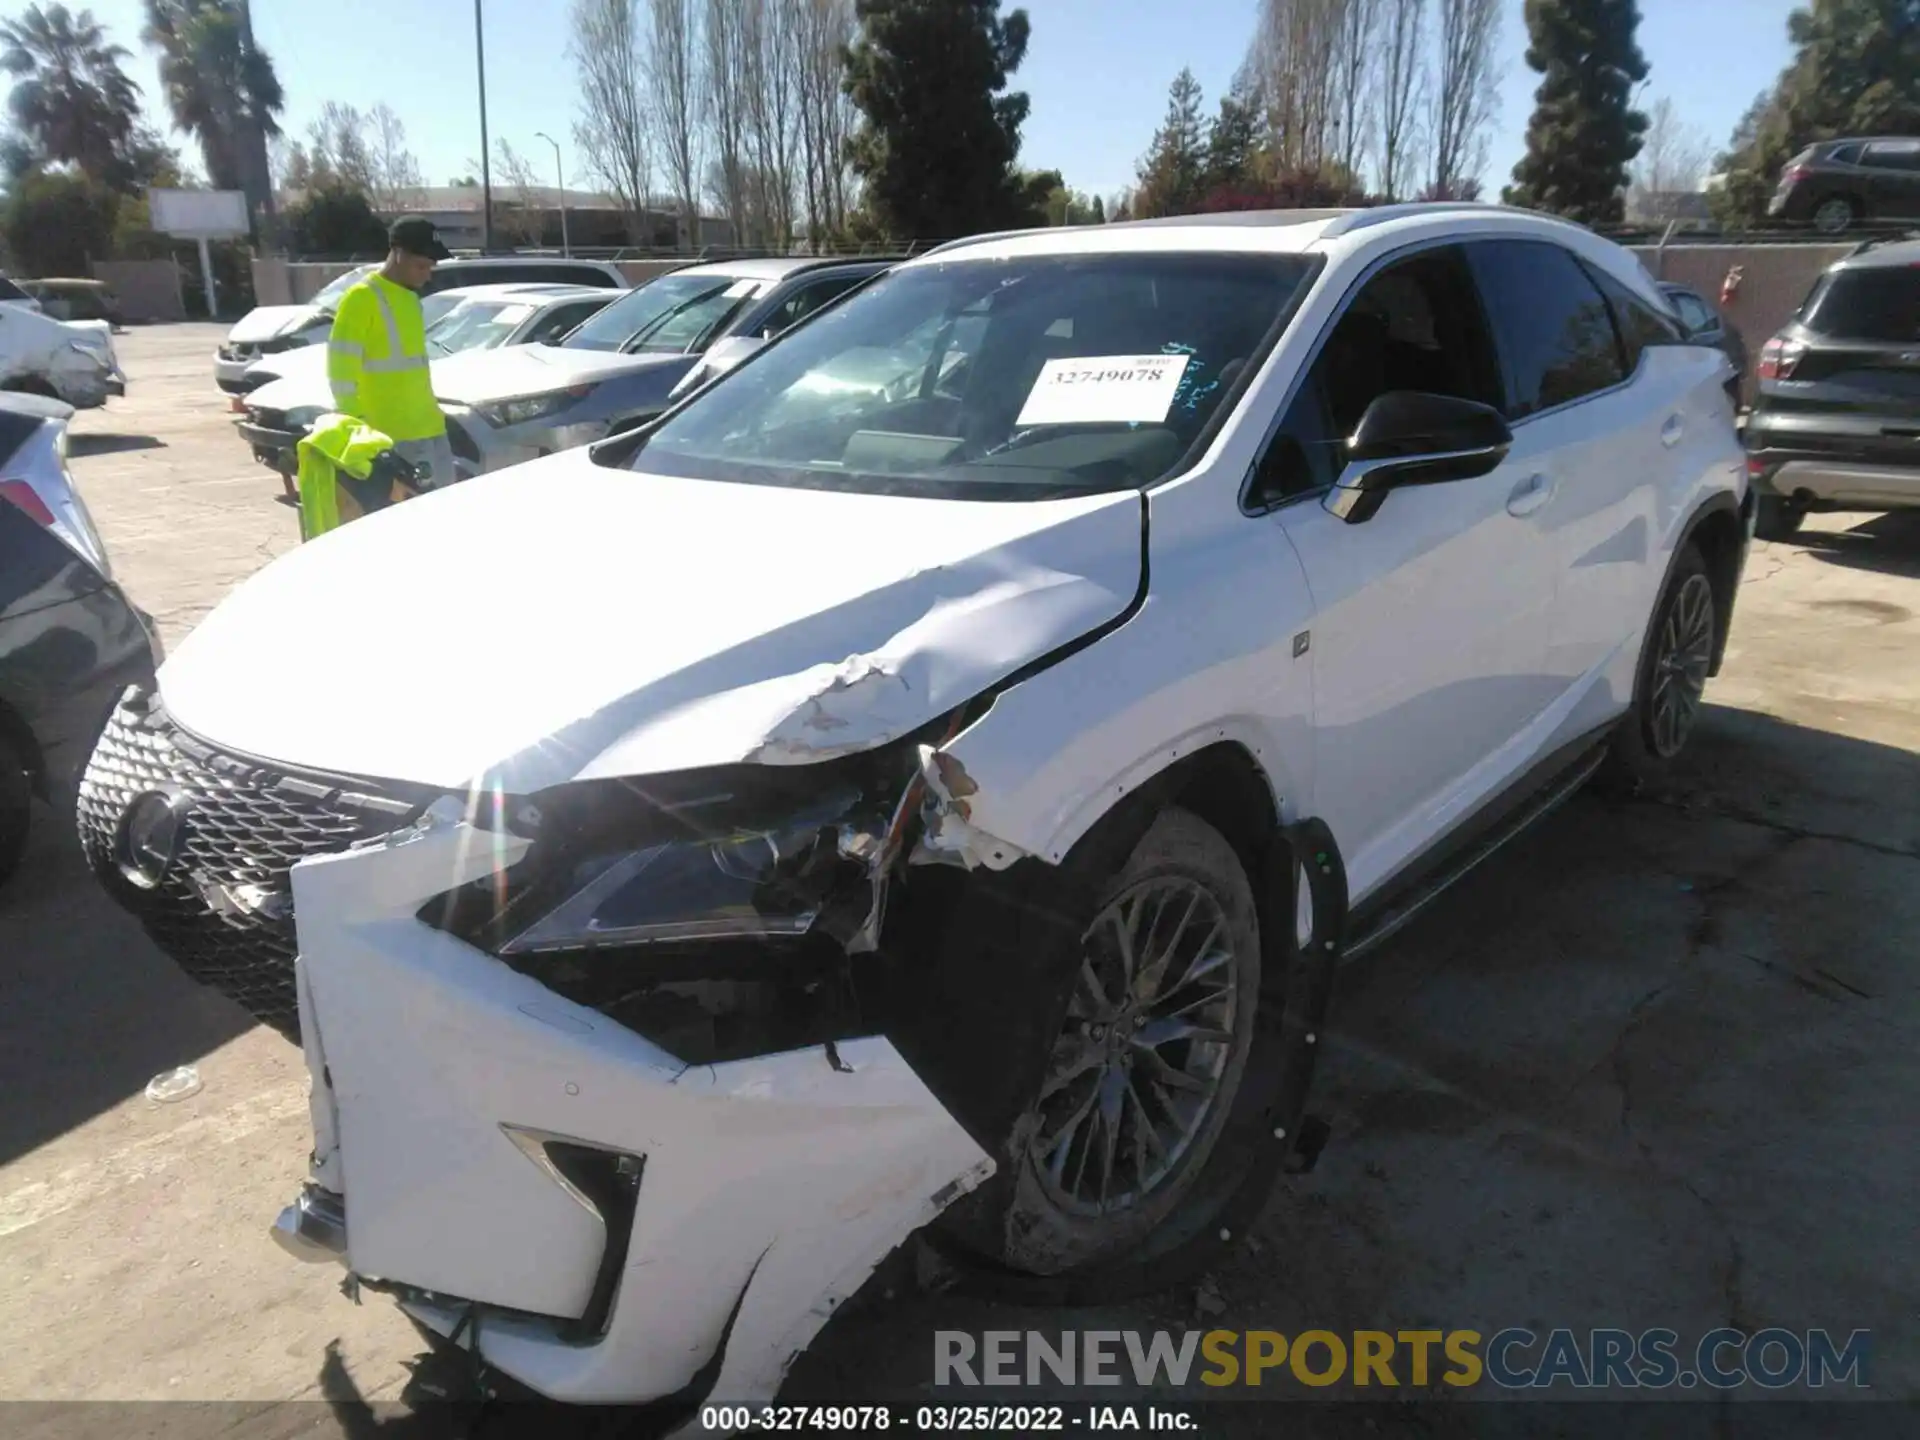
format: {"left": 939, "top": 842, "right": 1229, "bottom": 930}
{"left": 235, "top": 285, "right": 619, "bottom": 481}
{"left": 432, "top": 257, "right": 897, "bottom": 476}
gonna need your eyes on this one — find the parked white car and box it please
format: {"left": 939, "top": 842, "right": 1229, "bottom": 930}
{"left": 0, "top": 301, "right": 124, "bottom": 408}
{"left": 79, "top": 204, "right": 1750, "bottom": 1411}
{"left": 214, "top": 257, "right": 629, "bottom": 395}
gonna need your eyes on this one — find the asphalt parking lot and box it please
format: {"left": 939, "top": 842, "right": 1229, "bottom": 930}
{"left": 2, "top": 325, "right": 1917, "bottom": 1433}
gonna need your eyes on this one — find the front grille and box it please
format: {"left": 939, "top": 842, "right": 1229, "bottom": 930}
{"left": 247, "top": 406, "right": 288, "bottom": 431}
{"left": 219, "top": 342, "right": 257, "bottom": 362}
{"left": 77, "top": 691, "right": 423, "bottom": 1037}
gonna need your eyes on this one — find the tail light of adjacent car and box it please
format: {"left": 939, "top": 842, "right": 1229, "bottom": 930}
{"left": 1781, "top": 165, "right": 1811, "bottom": 187}
{"left": 1757, "top": 336, "right": 1806, "bottom": 381}
{"left": 0, "top": 478, "right": 55, "bottom": 527}
{"left": 0, "top": 426, "right": 114, "bottom": 577}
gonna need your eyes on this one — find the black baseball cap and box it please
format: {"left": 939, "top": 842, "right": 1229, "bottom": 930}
{"left": 389, "top": 216, "right": 451, "bottom": 261}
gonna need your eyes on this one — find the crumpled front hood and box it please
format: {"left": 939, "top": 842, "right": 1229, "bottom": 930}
{"left": 432, "top": 344, "right": 686, "bottom": 406}
{"left": 158, "top": 456, "right": 1143, "bottom": 793}
{"left": 227, "top": 304, "right": 325, "bottom": 344}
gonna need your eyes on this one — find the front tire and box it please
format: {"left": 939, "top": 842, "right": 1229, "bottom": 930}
{"left": 937, "top": 806, "right": 1273, "bottom": 1293}
{"left": 1603, "top": 544, "right": 1716, "bottom": 789}
{"left": 1811, "top": 195, "right": 1860, "bottom": 234}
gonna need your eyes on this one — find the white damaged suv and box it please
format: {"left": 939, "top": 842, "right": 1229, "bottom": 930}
{"left": 79, "top": 204, "right": 1749, "bottom": 1409}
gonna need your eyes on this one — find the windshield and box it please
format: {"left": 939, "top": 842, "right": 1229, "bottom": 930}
{"left": 566, "top": 272, "right": 762, "bottom": 354}
{"left": 311, "top": 265, "right": 376, "bottom": 309}
{"left": 428, "top": 299, "right": 537, "bottom": 355}
{"left": 1800, "top": 268, "right": 1920, "bottom": 342}
{"left": 630, "top": 252, "right": 1318, "bottom": 499}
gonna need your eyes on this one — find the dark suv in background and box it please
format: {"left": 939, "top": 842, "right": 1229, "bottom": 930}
{"left": 1769, "top": 137, "right": 1920, "bottom": 234}
{"left": 1745, "top": 237, "right": 1920, "bottom": 538}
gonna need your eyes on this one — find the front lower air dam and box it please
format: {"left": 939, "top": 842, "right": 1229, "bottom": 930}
{"left": 285, "top": 797, "right": 993, "bottom": 1407}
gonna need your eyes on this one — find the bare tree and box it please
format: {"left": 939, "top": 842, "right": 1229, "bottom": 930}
{"left": 702, "top": 0, "right": 751, "bottom": 243}
{"left": 570, "top": 0, "right": 653, "bottom": 244}
{"left": 1330, "top": 0, "right": 1378, "bottom": 185}
{"left": 367, "top": 103, "right": 425, "bottom": 212}
{"left": 792, "top": 0, "right": 855, "bottom": 241}
{"left": 739, "top": 0, "right": 800, "bottom": 248}
{"left": 646, "top": 0, "right": 703, "bottom": 248}
{"left": 1247, "top": 0, "right": 1344, "bottom": 173}
{"left": 1375, "top": 0, "right": 1426, "bottom": 200}
{"left": 492, "top": 140, "right": 548, "bottom": 245}
{"left": 1426, "top": 0, "right": 1498, "bottom": 198}
{"left": 1631, "top": 96, "right": 1713, "bottom": 214}
{"left": 307, "top": 102, "right": 375, "bottom": 195}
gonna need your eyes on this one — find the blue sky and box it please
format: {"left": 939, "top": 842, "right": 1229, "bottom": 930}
{"left": 70, "top": 0, "right": 1801, "bottom": 201}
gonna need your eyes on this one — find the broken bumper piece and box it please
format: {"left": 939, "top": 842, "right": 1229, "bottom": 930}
{"left": 288, "top": 803, "right": 992, "bottom": 1407}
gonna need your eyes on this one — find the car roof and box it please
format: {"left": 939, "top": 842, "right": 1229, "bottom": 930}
{"left": 905, "top": 203, "right": 1651, "bottom": 289}
{"left": 1834, "top": 237, "right": 1920, "bottom": 269}
{"left": 440, "top": 256, "right": 621, "bottom": 274}
{"left": 673, "top": 256, "right": 895, "bottom": 283}
{"left": 436, "top": 282, "right": 609, "bottom": 303}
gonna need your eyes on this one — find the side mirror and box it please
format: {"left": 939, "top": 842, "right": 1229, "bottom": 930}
{"left": 1324, "top": 390, "right": 1513, "bottom": 524}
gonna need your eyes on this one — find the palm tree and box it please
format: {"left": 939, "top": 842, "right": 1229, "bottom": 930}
{"left": 0, "top": 3, "right": 143, "bottom": 182}
{"left": 141, "top": 0, "right": 282, "bottom": 224}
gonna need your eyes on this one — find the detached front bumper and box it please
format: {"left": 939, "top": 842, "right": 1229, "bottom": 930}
{"left": 286, "top": 803, "right": 992, "bottom": 1406}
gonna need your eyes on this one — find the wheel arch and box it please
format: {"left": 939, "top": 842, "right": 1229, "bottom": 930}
{"left": 1675, "top": 487, "right": 1747, "bottom": 677}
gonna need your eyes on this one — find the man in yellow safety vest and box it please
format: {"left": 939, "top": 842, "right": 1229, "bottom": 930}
{"left": 325, "top": 216, "right": 456, "bottom": 488}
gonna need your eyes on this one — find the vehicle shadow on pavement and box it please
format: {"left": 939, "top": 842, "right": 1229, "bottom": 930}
{"left": 66, "top": 433, "right": 165, "bottom": 458}
{"left": 1793, "top": 511, "right": 1920, "bottom": 581}
{"left": 0, "top": 821, "right": 250, "bottom": 1166}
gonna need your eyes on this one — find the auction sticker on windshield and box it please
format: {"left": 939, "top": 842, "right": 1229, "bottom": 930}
{"left": 1016, "top": 353, "right": 1191, "bottom": 426}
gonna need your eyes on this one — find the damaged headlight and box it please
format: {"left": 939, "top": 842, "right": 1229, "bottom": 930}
{"left": 476, "top": 386, "right": 594, "bottom": 429}
{"left": 498, "top": 793, "right": 873, "bottom": 956}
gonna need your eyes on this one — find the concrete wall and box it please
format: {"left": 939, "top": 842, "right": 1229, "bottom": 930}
{"left": 89, "top": 260, "right": 186, "bottom": 323}
{"left": 250, "top": 259, "right": 365, "bottom": 308}
{"left": 615, "top": 259, "right": 691, "bottom": 285}
{"left": 1629, "top": 242, "right": 1852, "bottom": 404}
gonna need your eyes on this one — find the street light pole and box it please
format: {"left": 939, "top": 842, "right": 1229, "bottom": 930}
{"left": 475, "top": 0, "right": 494, "bottom": 251}
{"left": 535, "top": 131, "right": 569, "bottom": 256}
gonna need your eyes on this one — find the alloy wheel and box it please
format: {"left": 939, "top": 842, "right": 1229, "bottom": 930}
{"left": 1026, "top": 875, "right": 1244, "bottom": 1217}
{"left": 1812, "top": 198, "right": 1855, "bottom": 234}
{"left": 1649, "top": 572, "right": 1714, "bottom": 760}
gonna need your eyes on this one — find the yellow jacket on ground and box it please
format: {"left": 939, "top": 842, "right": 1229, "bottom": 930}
{"left": 297, "top": 413, "right": 399, "bottom": 541}
{"left": 326, "top": 273, "right": 445, "bottom": 444}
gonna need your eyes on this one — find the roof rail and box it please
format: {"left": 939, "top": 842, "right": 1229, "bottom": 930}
{"left": 1846, "top": 229, "right": 1920, "bottom": 256}
{"left": 1319, "top": 201, "right": 1589, "bottom": 239}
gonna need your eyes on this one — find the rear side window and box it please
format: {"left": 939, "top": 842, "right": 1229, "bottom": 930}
{"left": 1828, "top": 142, "right": 1863, "bottom": 165}
{"left": 1863, "top": 141, "right": 1920, "bottom": 172}
{"left": 1468, "top": 240, "right": 1627, "bottom": 417}
{"left": 526, "top": 298, "right": 607, "bottom": 344}
{"left": 1584, "top": 263, "right": 1684, "bottom": 368}
{"left": 754, "top": 273, "right": 867, "bottom": 338}
{"left": 1800, "top": 268, "right": 1920, "bottom": 341}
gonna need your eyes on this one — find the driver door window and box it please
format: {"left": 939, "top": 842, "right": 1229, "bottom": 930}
{"left": 757, "top": 274, "right": 865, "bottom": 339}
{"left": 1250, "top": 245, "right": 1501, "bottom": 507}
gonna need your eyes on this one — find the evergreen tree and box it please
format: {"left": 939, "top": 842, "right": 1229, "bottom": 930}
{"left": 1504, "top": 0, "right": 1649, "bottom": 224}
{"left": 844, "top": 0, "right": 1034, "bottom": 241}
{"left": 1716, "top": 0, "right": 1920, "bottom": 226}
{"left": 1201, "top": 85, "right": 1263, "bottom": 198}
{"left": 1134, "top": 68, "right": 1207, "bottom": 218}
{"left": 1091, "top": 193, "right": 1106, "bottom": 223}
